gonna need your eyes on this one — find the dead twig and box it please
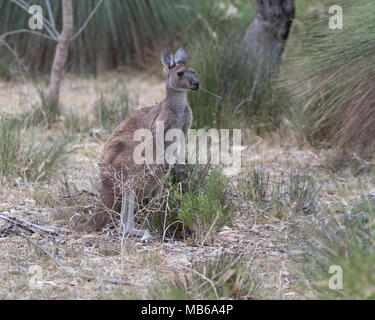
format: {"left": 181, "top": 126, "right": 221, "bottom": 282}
{"left": 60, "top": 189, "right": 99, "bottom": 200}
{"left": 183, "top": 266, "right": 219, "bottom": 299}
{"left": 200, "top": 211, "right": 221, "bottom": 248}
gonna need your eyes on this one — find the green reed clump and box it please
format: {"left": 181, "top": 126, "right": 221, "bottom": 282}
{"left": 0, "top": 114, "right": 72, "bottom": 183}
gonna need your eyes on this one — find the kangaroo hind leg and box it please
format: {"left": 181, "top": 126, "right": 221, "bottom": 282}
{"left": 121, "top": 191, "right": 150, "bottom": 238}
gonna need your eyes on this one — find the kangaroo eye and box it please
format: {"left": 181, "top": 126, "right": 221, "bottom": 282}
{"left": 177, "top": 71, "right": 184, "bottom": 77}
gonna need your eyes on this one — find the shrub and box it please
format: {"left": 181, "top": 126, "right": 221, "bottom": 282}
{"left": 238, "top": 166, "right": 271, "bottom": 202}
{"left": 61, "top": 109, "right": 90, "bottom": 134}
{"left": 345, "top": 190, "right": 375, "bottom": 226}
{"left": 145, "top": 165, "right": 232, "bottom": 244}
{"left": 176, "top": 170, "right": 230, "bottom": 236}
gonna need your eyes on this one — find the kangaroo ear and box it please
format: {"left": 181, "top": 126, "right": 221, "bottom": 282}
{"left": 174, "top": 48, "right": 187, "bottom": 64}
{"left": 161, "top": 49, "right": 175, "bottom": 69}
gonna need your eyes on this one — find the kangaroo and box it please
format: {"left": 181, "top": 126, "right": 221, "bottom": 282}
{"left": 75, "top": 48, "right": 199, "bottom": 237}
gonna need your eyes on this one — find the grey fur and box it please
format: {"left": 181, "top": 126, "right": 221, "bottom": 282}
{"left": 174, "top": 48, "right": 187, "bottom": 64}
{"left": 161, "top": 48, "right": 175, "bottom": 69}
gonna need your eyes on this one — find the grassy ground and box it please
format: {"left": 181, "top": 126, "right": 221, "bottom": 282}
{"left": 0, "top": 72, "right": 374, "bottom": 300}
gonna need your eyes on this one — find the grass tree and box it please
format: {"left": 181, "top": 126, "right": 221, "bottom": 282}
{"left": 242, "top": 0, "right": 295, "bottom": 81}
{"left": 285, "top": 0, "right": 375, "bottom": 165}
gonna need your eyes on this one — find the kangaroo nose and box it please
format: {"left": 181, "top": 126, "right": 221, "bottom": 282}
{"left": 192, "top": 81, "right": 200, "bottom": 90}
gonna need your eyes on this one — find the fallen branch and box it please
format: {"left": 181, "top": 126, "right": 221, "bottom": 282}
{"left": 0, "top": 221, "right": 16, "bottom": 238}
{"left": 60, "top": 189, "right": 99, "bottom": 200}
{"left": 0, "top": 213, "right": 71, "bottom": 237}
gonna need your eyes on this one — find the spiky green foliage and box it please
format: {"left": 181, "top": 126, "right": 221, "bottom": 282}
{"left": 188, "top": 18, "right": 289, "bottom": 130}
{"left": 0, "top": 114, "right": 72, "bottom": 183}
{"left": 285, "top": 0, "right": 375, "bottom": 162}
{"left": 238, "top": 167, "right": 320, "bottom": 219}
{"left": 295, "top": 195, "right": 375, "bottom": 299}
{"left": 0, "top": 0, "right": 219, "bottom": 73}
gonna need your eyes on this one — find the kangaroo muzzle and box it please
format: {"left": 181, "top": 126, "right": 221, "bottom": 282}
{"left": 191, "top": 80, "right": 200, "bottom": 91}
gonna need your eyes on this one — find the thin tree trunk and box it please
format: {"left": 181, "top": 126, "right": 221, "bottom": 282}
{"left": 242, "top": 0, "right": 295, "bottom": 78}
{"left": 47, "top": 0, "right": 73, "bottom": 114}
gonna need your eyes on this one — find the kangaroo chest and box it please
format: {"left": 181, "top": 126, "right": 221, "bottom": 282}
{"left": 167, "top": 107, "right": 188, "bottom": 131}
{"left": 158, "top": 102, "right": 189, "bottom": 132}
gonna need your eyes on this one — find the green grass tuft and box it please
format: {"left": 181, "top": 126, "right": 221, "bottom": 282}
{"left": 238, "top": 167, "right": 320, "bottom": 220}
{"left": 0, "top": 114, "right": 72, "bottom": 183}
{"left": 295, "top": 198, "right": 375, "bottom": 299}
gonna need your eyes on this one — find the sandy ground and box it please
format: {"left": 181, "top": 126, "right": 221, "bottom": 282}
{"left": 0, "top": 72, "right": 165, "bottom": 115}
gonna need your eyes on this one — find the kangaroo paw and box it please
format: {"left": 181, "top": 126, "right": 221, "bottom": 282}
{"left": 121, "top": 227, "right": 152, "bottom": 240}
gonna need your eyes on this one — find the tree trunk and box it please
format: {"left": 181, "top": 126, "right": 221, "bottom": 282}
{"left": 242, "top": 0, "right": 295, "bottom": 78}
{"left": 47, "top": 0, "right": 73, "bottom": 116}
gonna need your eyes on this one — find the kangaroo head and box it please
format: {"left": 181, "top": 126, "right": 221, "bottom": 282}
{"left": 161, "top": 48, "right": 200, "bottom": 92}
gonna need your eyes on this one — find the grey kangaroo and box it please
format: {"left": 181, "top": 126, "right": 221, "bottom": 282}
{"left": 75, "top": 48, "right": 200, "bottom": 237}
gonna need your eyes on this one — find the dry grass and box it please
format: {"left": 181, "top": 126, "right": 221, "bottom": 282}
{"left": 0, "top": 72, "right": 165, "bottom": 117}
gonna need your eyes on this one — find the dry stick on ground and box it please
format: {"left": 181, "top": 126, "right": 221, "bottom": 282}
{"left": 0, "top": 213, "right": 72, "bottom": 236}
{"left": 162, "top": 191, "right": 170, "bottom": 243}
{"left": 23, "top": 235, "right": 130, "bottom": 286}
{"left": 183, "top": 266, "right": 219, "bottom": 299}
{"left": 60, "top": 189, "right": 99, "bottom": 200}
